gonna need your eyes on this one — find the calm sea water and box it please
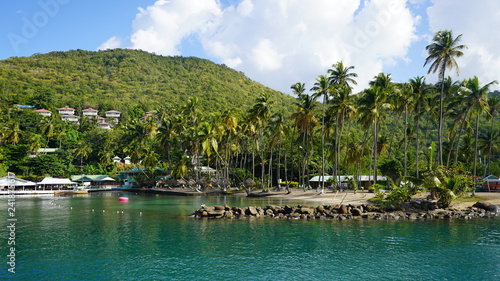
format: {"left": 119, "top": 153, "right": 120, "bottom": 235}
{"left": 1, "top": 192, "right": 499, "bottom": 281}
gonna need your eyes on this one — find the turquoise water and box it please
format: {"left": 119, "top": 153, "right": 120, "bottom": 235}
{"left": 1, "top": 192, "right": 499, "bottom": 280}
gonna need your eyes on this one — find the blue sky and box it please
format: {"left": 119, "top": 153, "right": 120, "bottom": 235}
{"left": 1, "top": 0, "right": 499, "bottom": 94}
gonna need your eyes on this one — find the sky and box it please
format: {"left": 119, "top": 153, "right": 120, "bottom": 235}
{"left": 1, "top": 0, "right": 499, "bottom": 94}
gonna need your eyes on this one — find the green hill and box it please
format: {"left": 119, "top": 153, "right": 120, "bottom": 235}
{"left": 0, "top": 49, "right": 296, "bottom": 114}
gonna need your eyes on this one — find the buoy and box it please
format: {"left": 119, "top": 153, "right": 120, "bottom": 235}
{"left": 118, "top": 197, "right": 129, "bottom": 202}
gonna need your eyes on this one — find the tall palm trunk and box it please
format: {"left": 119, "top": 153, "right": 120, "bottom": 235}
{"left": 438, "top": 75, "right": 445, "bottom": 166}
{"left": 473, "top": 115, "right": 480, "bottom": 179}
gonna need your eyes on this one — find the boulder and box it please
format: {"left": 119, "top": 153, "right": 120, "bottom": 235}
{"left": 246, "top": 206, "right": 258, "bottom": 216}
{"left": 351, "top": 208, "right": 362, "bottom": 216}
{"left": 473, "top": 201, "right": 498, "bottom": 212}
{"left": 338, "top": 205, "right": 348, "bottom": 214}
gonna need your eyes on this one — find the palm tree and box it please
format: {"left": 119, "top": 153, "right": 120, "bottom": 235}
{"left": 396, "top": 83, "right": 414, "bottom": 178}
{"left": 74, "top": 141, "right": 92, "bottom": 171}
{"left": 40, "top": 117, "right": 56, "bottom": 147}
{"left": 424, "top": 30, "right": 467, "bottom": 165}
{"left": 328, "top": 85, "right": 357, "bottom": 186}
{"left": 291, "top": 82, "right": 306, "bottom": 97}
{"left": 358, "top": 85, "right": 393, "bottom": 186}
{"left": 478, "top": 130, "right": 500, "bottom": 176}
{"left": 328, "top": 61, "right": 358, "bottom": 189}
{"left": 409, "top": 76, "right": 429, "bottom": 178}
{"left": 2, "top": 121, "right": 21, "bottom": 144}
{"left": 291, "top": 94, "right": 319, "bottom": 189}
{"left": 485, "top": 97, "right": 500, "bottom": 175}
{"left": 460, "top": 76, "right": 497, "bottom": 178}
{"left": 220, "top": 110, "right": 238, "bottom": 181}
{"left": 311, "top": 74, "right": 331, "bottom": 192}
{"left": 248, "top": 93, "right": 273, "bottom": 191}
{"left": 328, "top": 61, "right": 358, "bottom": 88}
{"left": 28, "top": 133, "right": 44, "bottom": 156}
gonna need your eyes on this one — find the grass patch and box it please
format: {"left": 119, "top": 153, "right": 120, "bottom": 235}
{"left": 453, "top": 195, "right": 488, "bottom": 203}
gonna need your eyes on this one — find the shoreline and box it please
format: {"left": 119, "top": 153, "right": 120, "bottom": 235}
{"left": 267, "top": 190, "right": 500, "bottom": 208}
{"left": 190, "top": 190, "right": 500, "bottom": 221}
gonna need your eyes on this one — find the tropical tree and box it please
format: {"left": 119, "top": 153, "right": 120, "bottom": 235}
{"left": 311, "top": 74, "right": 331, "bottom": 192}
{"left": 358, "top": 79, "right": 393, "bottom": 185}
{"left": 328, "top": 61, "right": 358, "bottom": 189}
{"left": 424, "top": 30, "right": 467, "bottom": 165}
{"left": 2, "top": 121, "right": 21, "bottom": 144}
{"left": 248, "top": 93, "right": 273, "bottom": 191}
{"left": 291, "top": 82, "right": 306, "bottom": 97}
{"left": 460, "top": 76, "right": 497, "bottom": 178}
{"left": 73, "top": 140, "right": 92, "bottom": 170}
{"left": 485, "top": 97, "right": 500, "bottom": 175}
{"left": 328, "top": 61, "right": 358, "bottom": 88}
{"left": 291, "top": 94, "right": 318, "bottom": 188}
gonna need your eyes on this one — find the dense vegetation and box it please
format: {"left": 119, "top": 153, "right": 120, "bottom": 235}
{"left": 0, "top": 48, "right": 296, "bottom": 115}
{"left": 1, "top": 30, "right": 499, "bottom": 207}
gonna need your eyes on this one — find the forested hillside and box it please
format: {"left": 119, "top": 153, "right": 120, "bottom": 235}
{"left": 0, "top": 49, "right": 296, "bottom": 115}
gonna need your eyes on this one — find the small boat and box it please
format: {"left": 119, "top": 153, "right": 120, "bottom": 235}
{"left": 118, "top": 197, "right": 129, "bottom": 202}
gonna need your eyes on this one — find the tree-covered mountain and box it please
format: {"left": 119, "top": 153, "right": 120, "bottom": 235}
{"left": 0, "top": 49, "right": 296, "bottom": 115}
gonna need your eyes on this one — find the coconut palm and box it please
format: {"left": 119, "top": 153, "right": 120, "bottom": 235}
{"left": 291, "top": 82, "right": 306, "bottom": 97}
{"left": 2, "top": 121, "right": 21, "bottom": 144}
{"left": 291, "top": 94, "right": 319, "bottom": 188}
{"left": 358, "top": 84, "right": 393, "bottom": 186}
{"left": 248, "top": 93, "right": 273, "bottom": 191}
{"left": 409, "top": 76, "right": 429, "bottom": 178}
{"left": 478, "top": 130, "right": 500, "bottom": 176}
{"left": 460, "top": 76, "right": 497, "bottom": 178}
{"left": 396, "top": 83, "right": 414, "bottom": 178}
{"left": 485, "top": 97, "right": 500, "bottom": 175}
{"left": 311, "top": 74, "right": 331, "bottom": 192}
{"left": 328, "top": 61, "right": 358, "bottom": 89}
{"left": 328, "top": 85, "right": 357, "bottom": 186}
{"left": 74, "top": 141, "right": 92, "bottom": 171}
{"left": 424, "top": 30, "right": 467, "bottom": 165}
{"left": 328, "top": 61, "right": 358, "bottom": 190}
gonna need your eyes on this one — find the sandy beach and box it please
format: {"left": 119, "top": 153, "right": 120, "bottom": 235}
{"left": 267, "top": 190, "right": 500, "bottom": 208}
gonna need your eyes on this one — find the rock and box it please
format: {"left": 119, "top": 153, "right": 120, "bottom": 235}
{"left": 351, "top": 208, "right": 362, "bottom": 216}
{"left": 246, "top": 206, "right": 258, "bottom": 216}
{"left": 473, "top": 201, "right": 498, "bottom": 212}
{"left": 207, "top": 210, "right": 225, "bottom": 216}
{"left": 338, "top": 205, "right": 348, "bottom": 214}
{"left": 385, "top": 204, "right": 396, "bottom": 212}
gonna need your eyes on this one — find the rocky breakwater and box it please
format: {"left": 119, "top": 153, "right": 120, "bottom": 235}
{"left": 192, "top": 200, "right": 498, "bottom": 220}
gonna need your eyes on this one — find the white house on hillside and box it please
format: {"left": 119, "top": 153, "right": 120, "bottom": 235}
{"left": 82, "top": 108, "right": 98, "bottom": 117}
{"left": 34, "top": 109, "right": 52, "bottom": 117}
{"left": 58, "top": 107, "right": 75, "bottom": 115}
{"left": 61, "top": 114, "right": 79, "bottom": 123}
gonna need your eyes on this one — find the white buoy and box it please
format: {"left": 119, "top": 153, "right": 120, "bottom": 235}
{"left": 139, "top": 212, "right": 142, "bottom": 216}
{"left": 103, "top": 210, "right": 105, "bottom": 213}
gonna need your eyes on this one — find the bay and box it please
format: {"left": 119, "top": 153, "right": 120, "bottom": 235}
{"left": 1, "top": 192, "right": 499, "bottom": 280}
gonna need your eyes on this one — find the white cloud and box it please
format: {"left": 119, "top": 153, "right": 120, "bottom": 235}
{"left": 97, "top": 36, "right": 122, "bottom": 50}
{"left": 99, "top": 0, "right": 420, "bottom": 94}
{"left": 130, "top": 0, "right": 221, "bottom": 55}
{"left": 427, "top": 0, "right": 500, "bottom": 90}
